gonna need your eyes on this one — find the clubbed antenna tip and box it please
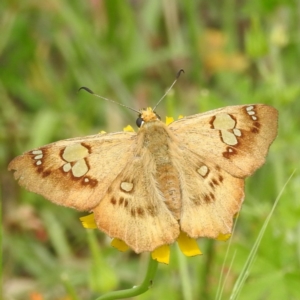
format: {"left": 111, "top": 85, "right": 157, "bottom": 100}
{"left": 153, "top": 69, "right": 184, "bottom": 110}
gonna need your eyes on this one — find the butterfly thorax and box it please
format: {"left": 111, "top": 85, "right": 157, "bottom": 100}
{"left": 139, "top": 119, "right": 182, "bottom": 220}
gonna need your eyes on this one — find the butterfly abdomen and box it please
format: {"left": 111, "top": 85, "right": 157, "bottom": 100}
{"left": 140, "top": 121, "right": 182, "bottom": 220}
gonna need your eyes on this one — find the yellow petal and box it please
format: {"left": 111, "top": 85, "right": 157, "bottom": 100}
{"left": 99, "top": 130, "right": 106, "bottom": 134}
{"left": 111, "top": 238, "right": 129, "bottom": 252}
{"left": 215, "top": 233, "right": 231, "bottom": 241}
{"left": 80, "top": 214, "right": 97, "bottom": 229}
{"left": 165, "top": 116, "right": 174, "bottom": 125}
{"left": 177, "top": 231, "right": 202, "bottom": 257}
{"left": 123, "top": 125, "right": 135, "bottom": 132}
{"left": 151, "top": 245, "right": 170, "bottom": 264}
{"left": 178, "top": 115, "right": 184, "bottom": 119}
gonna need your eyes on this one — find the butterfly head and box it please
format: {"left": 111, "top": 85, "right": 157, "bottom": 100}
{"left": 136, "top": 107, "right": 161, "bottom": 128}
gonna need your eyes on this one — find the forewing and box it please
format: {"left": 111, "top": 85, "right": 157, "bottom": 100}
{"left": 170, "top": 104, "right": 278, "bottom": 178}
{"left": 92, "top": 143, "right": 180, "bottom": 253}
{"left": 8, "top": 132, "right": 136, "bottom": 211}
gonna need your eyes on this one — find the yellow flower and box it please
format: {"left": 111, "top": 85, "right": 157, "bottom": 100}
{"left": 80, "top": 213, "right": 97, "bottom": 229}
{"left": 80, "top": 115, "right": 231, "bottom": 264}
{"left": 80, "top": 213, "right": 202, "bottom": 264}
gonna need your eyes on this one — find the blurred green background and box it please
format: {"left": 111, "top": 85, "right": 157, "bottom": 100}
{"left": 1, "top": 0, "right": 300, "bottom": 299}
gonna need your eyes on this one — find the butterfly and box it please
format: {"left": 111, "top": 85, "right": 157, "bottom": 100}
{"left": 8, "top": 101, "right": 278, "bottom": 253}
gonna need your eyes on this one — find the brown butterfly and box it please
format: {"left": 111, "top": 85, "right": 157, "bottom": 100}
{"left": 8, "top": 99, "right": 278, "bottom": 253}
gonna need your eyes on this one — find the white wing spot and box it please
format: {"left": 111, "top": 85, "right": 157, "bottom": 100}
{"left": 228, "top": 148, "right": 233, "bottom": 153}
{"left": 121, "top": 182, "right": 134, "bottom": 192}
{"left": 246, "top": 105, "right": 258, "bottom": 121}
{"left": 233, "top": 128, "right": 241, "bottom": 136}
{"left": 32, "top": 150, "right": 43, "bottom": 164}
{"left": 213, "top": 113, "right": 236, "bottom": 130}
{"left": 197, "top": 165, "right": 209, "bottom": 177}
{"left": 213, "top": 114, "right": 239, "bottom": 146}
{"left": 63, "top": 162, "right": 72, "bottom": 172}
{"left": 71, "top": 159, "right": 89, "bottom": 177}
{"left": 84, "top": 178, "right": 90, "bottom": 183}
{"left": 61, "top": 144, "right": 90, "bottom": 178}
{"left": 32, "top": 150, "right": 42, "bottom": 155}
{"left": 62, "top": 144, "right": 89, "bottom": 162}
{"left": 220, "top": 130, "right": 238, "bottom": 145}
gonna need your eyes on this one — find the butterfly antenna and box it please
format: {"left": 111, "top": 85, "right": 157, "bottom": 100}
{"left": 153, "top": 69, "right": 184, "bottom": 111}
{"left": 78, "top": 87, "right": 140, "bottom": 114}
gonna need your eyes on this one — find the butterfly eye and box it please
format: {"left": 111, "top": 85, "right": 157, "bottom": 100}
{"left": 136, "top": 117, "right": 144, "bottom": 128}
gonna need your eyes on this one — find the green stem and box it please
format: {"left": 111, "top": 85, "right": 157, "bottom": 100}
{"left": 95, "top": 255, "right": 159, "bottom": 300}
{"left": 201, "top": 240, "right": 215, "bottom": 299}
